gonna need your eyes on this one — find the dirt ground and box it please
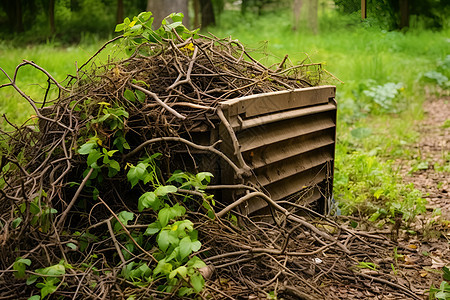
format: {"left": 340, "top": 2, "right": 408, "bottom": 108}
{"left": 390, "top": 93, "right": 450, "bottom": 299}
{"left": 398, "top": 93, "right": 450, "bottom": 220}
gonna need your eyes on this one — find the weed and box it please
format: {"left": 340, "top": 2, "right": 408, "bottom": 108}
{"left": 355, "top": 261, "right": 378, "bottom": 271}
{"left": 429, "top": 266, "right": 450, "bottom": 300}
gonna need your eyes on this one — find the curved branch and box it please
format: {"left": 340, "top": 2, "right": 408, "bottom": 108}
{"left": 122, "top": 136, "right": 244, "bottom": 178}
{"left": 129, "top": 83, "right": 186, "bottom": 119}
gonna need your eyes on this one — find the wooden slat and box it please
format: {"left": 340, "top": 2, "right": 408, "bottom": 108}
{"left": 244, "top": 129, "right": 335, "bottom": 169}
{"left": 253, "top": 145, "right": 334, "bottom": 186}
{"left": 264, "top": 165, "right": 329, "bottom": 201}
{"left": 220, "top": 85, "right": 336, "bottom": 118}
{"left": 237, "top": 112, "right": 335, "bottom": 152}
{"left": 240, "top": 102, "right": 336, "bottom": 130}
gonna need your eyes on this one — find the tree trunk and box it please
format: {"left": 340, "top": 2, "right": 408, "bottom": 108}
{"left": 117, "top": 0, "right": 124, "bottom": 24}
{"left": 308, "top": 0, "right": 318, "bottom": 34}
{"left": 49, "top": 0, "right": 55, "bottom": 34}
{"left": 15, "top": 0, "right": 24, "bottom": 33}
{"left": 292, "top": 0, "right": 303, "bottom": 31}
{"left": 361, "top": 0, "right": 367, "bottom": 19}
{"left": 146, "top": 0, "right": 190, "bottom": 28}
{"left": 399, "top": 0, "right": 409, "bottom": 28}
{"left": 193, "top": 0, "right": 200, "bottom": 28}
{"left": 199, "top": 0, "right": 215, "bottom": 28}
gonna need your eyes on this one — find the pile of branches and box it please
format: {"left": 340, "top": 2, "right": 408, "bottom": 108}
{"left": 0, "top": 18, "right": 427, "bottom": 299}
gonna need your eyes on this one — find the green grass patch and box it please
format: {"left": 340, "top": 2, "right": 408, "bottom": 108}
{"left": 0, "top": 41, "right": 109, "bottom": 128}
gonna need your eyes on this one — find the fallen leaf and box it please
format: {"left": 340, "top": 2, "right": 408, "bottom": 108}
{"left": 431, "top": 257, "right": 446, "bottom": 269}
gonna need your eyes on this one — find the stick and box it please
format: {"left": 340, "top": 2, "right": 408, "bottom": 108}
{"left": 97, "top": 196, "right": 157, "bottom": 263}
{"left": 129, "top": 83, "right": 186, "bottom": 119}
{"left": 122, "top": 136, "right": 244, "bottom": 178}
{"left": 56, "top": 168, "right": 93, "bottom": 230}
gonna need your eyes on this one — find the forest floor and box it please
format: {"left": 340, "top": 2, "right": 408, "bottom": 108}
{"left": 389, "top": 92, "right": 450, "bottom": 299}
{"left": 398, "top": 93, "right": 450, "bottom": 220}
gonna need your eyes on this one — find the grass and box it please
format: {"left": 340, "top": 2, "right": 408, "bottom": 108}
{"left": 1, "top": 8, "right": 449, "bottom": 223}
{"left": 0, "top": 41, "right": 106, "bottom": 127}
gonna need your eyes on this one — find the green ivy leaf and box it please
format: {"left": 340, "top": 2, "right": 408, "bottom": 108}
{"left": 27, "top": 295, "right": 40, "bottom": 300}
{"left": 157, "top": 229, "right": 180, "bottom": 252}
{"left": 13, "top": 257, "right": 31, "bottom": 279}
{"left": 190, "top": 273, "right": 205, "bottom": 293}
{"left": 107, "top": 160, "right": 120, "bottom": 177}
{"left": 187, "top": 256, "right": 206, "bottom": 269}
{"left": 144, "top": 222, "right": 161, "bottom": 235}
{"left": 35, "top": 263, "right": 65, "bottom": 276}
{"left": 138, "top": 11, "right": 153, "bottom": 22}
{"left": 26, "top": 274, "right": 39, "bottom": 285}
{"left": 178, "top": 236, "right": 195, "bottom": 260}
{"left": 115, "top": 211, "right": 134, "bottom": 232}
{"left": 178, "top": 287, "right": 194, "bottom": 296}
{"left": 155, "top": 185, "right": 177, "bottom": 197}
{"left": 135, "top": 90, "right": 146, "bottom": 102}
{"left": 115, "top": 23, "right": 126, "bottom": 32}
{"left": 157, "top": 230, "right": 170, "bottom": 252}
{"left": 12, "top": 217, "right": 22, "bottom": 229}
{"left": 443, "top": 266, "right": 450, "bottom": 281}
{"left": 153, "top": 258, "right": 172, "bottom": 276}
{"left": 138, "top": 192, "right": 160, "bottom": 211}
{"left": 158, "top": 204, "right": 186, "bottom": 228}
{"left": 66, "top": 243, "right": 77, "bottom": 250}
{"left": 169, "top": 265, "right": 187, "bottom": 279}
{"left": 127, "top": 163, "right": 148, "bottom": 188}
{"left": 78, "top": 141, "right": 97, "bottom": 155}
{"left": 87, "top": 150, "right": 103, "bottom": 167}
{"left": 123, "top": 89, "right": 136, "bottom": 102}
{"left": 175, "top": 219, "right": 194, "bottom": 233}
{"left": 118, "top": 211, "right": 134, "bottom": 225}
{"left": 196, "top": 172, "right": 213, "bottom": 184}
{"left": 121, "top": 262, "right": 135, "bottom": 279}
{"left": 37, "top": 280, "right": 58, "bottom": 299}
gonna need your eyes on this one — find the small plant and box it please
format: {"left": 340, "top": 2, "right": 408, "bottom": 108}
{"left": 84, "top": 153, "right": 209, "bottom": 296}
{"left": 12, "top": 259, "right": 71, "bottom": 299}
{"left": 429, "top": 266, "right": 450, "bottom": 300}
{"left": 355, "top": 261, "right": 378, "bottom": 271}
{"left": 334, "top": 150, "right": 426, "bottom": 225}
{"left": 115, "top": 11, "right": 199, "bottom": 56}
{"left": 363, "top": 82, "right": 404, "bottom": 112}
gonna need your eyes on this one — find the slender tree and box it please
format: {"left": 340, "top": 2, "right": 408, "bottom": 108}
{"left": 199, "top": 0, "right": 215, "bottom": 28}
{"left": 49, "top": 0, "right": 55, "bottom": 34}
{"left": 399, "top": 0, "right": 409, "bottom": 28}
{"left": 193, "top": 0, "right": 200, "bottom": 28}
{"left": 117, "top": 0, "right": 124, "bottom": 24}
{"left": 146, "top": 0, "right": 190, "bottom": 28}
{"left": 292, "top": 0, "right": 303, "bottom": 31}
{"left": 308, "top": 0, "right": 318, "bottom": 34}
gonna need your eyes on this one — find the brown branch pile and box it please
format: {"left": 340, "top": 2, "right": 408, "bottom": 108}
{"left": 0, "top": 36, "right": 430, "bottom": 299}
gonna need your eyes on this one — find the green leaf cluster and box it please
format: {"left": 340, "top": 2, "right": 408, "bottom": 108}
{"left": 430, "top": 266, "right": 450, "bottom": 300}
{"left": 115, "top": 12, "right": 199, "bottom": 57}
{"left": 78, "top": 138, "right": 121, "bottom": 179}
{"left": 13, "top": 260, "right": 71, "bottom": 299}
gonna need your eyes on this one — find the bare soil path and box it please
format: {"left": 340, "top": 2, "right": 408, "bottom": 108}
{"left": 399, "top": 94, "right": 450, "bottom": 220}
